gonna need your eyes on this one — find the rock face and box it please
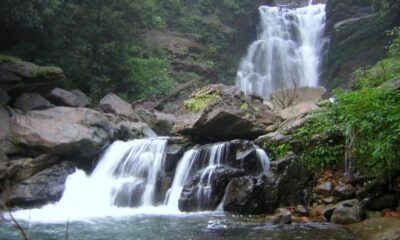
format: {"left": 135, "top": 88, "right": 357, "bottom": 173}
{"left": 14, "top": 93, "right": 54, "bottom": 111}
{"left": 47, "top": 88, "right": 81, "bottom": 107}
{"left": 10, "top": 107, "right": 113, "bottom": 160}
{"left": 5, "top": 161, "right": 75, "bottom": 207}
{"left": 100, "top": 93, "right": 134, "bottom": 117}
{"left": 175, "top": 84, "right": 281, "bottom": 139}
{"left": 323, "top": 0, "right": 399, "bottom": 89}
{"left": 0, "top": 58, "right": 64, "bottom": 98}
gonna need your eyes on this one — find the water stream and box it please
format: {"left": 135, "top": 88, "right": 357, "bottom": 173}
{"left": 236, "top": 2, "right": 327, "bottom": 98}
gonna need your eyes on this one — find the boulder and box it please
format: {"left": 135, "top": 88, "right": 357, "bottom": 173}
{"left": 366, "top": 194, "right": 398, "bottom": 211}
{"left": 333, "top": 184, "right": 356, "bottom": 200}
{"left": 346, "top": 217, "right": 400, "bottom": 240}
{"left": 100, "top": 93, "right": 134, "bottom": 117}
{"left": 47, "top": 88, "right": 80, "bottom": 107}
{"left": 314, "top": 181, "right": 333, "bottom": 196}
{"left": 10, "top": 107, "right": 112, "bottom": 160}
{"left": 179, "top": 166, "right": 245, "bottom": 212}
{"left": 0, "top": 105, "right": 10, "bottom": 141}
{"left": 271, "top": 86, "right": 326, "bottom": 110}
{"left": 0, "top": 154, "right": 58, "bottom": 184}
{"left": 14, "top": 92, "right": 54, "bottom": 111}
{"left": 330, "top": 199, "right": 366, "bottom": 225}
{"left": 71, "top": 89, "right": 91, "bottom": 107}
{"left": 0, "top": 58, "right": 63, "bottom": 98}
{"left": 4, "top": 161, "right": 75, "bottom": 207}
{"left": 113, "top": 121, "right": 157, "bottom": 141}
{"left": 280, "top": 102, "right": 320, "bottom": 120}
{"left": 223, "top": 174, "right": 278, "bottom": 214}
{"left": 133, "top": 108, "right": 176, "bottom": 136}
{"left": 175, "top": 84, "right": 281, "bottom": 139}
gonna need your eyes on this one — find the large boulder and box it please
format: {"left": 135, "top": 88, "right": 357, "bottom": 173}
{"left": 330, "top": 199, "right": 366, "bottom": 225}
{"left": 280, "top": 102, "right": 320, "bottom": 120}
{"left": 223, "top": 174, "right": 278, "bottom": 214}
{"left": 175, "top": 84, "right": 281, "bottom": 139}
{"left": 179, "top": 166, "right": 245, "bottom": 211}
{"left": 10, "top": 107, "right": 113, "bottom": 160}
{"left": 47, "top": 88, "right": 81, "bottom": 107}
{"left": 0, "top": 106, "right": 11, "bottom": 162}
{"left": 0, "top": 57, "right": 63, "bottom": 98}
{"left": 133, "top": 108, "right": 176, "bottom": 136}
{"left": 100, "top": 93, "right": 134, "bottom": 117}
{"left": 4, "top": 161, "right": 75, "bottom": 207}
{"left": 14, "top": 92, "right": 54, "bottom": 111}
{"left": 71, "top": 89, "right": 91, "bottom": 107}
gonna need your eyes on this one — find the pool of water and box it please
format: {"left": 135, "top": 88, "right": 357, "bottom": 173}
{"left": 0, "top": 212, "right": 357, "bottom": 240}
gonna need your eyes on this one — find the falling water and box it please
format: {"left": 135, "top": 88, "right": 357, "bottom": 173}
{"left": 236, "top": 3, "right": 326, "bottom": 98}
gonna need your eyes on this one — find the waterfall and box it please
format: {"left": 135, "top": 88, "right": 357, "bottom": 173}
{"left": 12, "top": 139, "right": 270, "bottom": 222}
{"left": 236, "top": 3, "right": 326, "bottom": 98}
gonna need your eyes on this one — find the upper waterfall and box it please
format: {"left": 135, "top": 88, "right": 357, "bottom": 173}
{"left": 236, "top": 3, "right": 326, "bottom": 98}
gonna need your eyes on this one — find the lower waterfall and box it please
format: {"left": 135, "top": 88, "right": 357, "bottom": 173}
{"left": 12, "top": 138, "right": 270, "bottom": 222}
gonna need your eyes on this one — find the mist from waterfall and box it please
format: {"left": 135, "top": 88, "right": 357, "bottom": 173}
{"left": 236, "top": 3, "right": 326, "bottom": 98}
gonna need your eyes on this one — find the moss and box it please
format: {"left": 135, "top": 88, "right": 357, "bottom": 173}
{"left": 0, "top": 54, "right": 20, "bottom": 63}
{"left": 240, "top": 102, "right": 248, "bottom": 110}
{"left": 184, "top": 87, "right": 220, "bottom": 112}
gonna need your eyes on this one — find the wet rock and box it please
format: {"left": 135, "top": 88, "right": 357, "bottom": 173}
{"left": 314, "top": 181, "right": 333, "bottom": 196}
{"left": 366, "top": 194, "right": 398, "bottom": 211}
{"left": 330, "top": 199, "right": 366, "bottom": 225}
{"left": 100, "top": 93, "right": 134, "bottom": 117}
{"left": 4, "top": 161, "right": 75, "bottom": 207}
{"left": 333, "top": 184, "right": 356, "bottom": 200}
{"left": 71, "top": 89, "right": 91, "bottom": 107}
{"left": 227, "top": 140, "right": 268, "bottom": 175}
{"left": 175, "top": 84, "right": 281, "bottom": 139}
{"left": 271, "top": 86, "right": 326, "bottom": 110}
{"left": 47, "top": 88, "right": 80, "bottom": 107}
{"left": 271, "top": 208, "right": 292, "bottom": 225}
{"left": 346, "top": 217, "right": 400, "bottom": 240}
{"left": 14, "top": 92, "right": 54, "bottom": 111}
{"left": 356, "top": 181, "right": 386, "bottom": 199}
{"left": 0, "top": 58, "right": 64, "bottom": 98}
{"left": 223, "top": 174, "right": 278, "bottom": 214}
{"left": 10, "top": 107, "right": 112, "bottom": 161}
{"left": 0, "top": 154, "right": 58, "bottom": 184}
{"left": 179, "top": 166, "right": 245, "bottom": 212}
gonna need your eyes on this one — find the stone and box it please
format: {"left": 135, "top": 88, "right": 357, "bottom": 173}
{"left": 100, "top": 93, "right": 134, "bottom": 117}
{"left": 295, "top": 205, "right": 308, "bottom": 216}
{"left": 314, "top": 181, "right": 333, "bottom": 196}
{"left": 71, "top": 89, "right": 91, "bottom": 107}
{"left": 280, "top": 102, "right": 320, "bottom": 120}
{"left": 133, "top": 108, "right": 176, "bottom": 136}
{"left": 0, "top": 154, "right": 58, "bottom": 184}
{"left": 330, "top": 199, "right": 366, "bottom": 225}
{"left": 346, "top": 217, "right": 400, "bottom": 240}
{"left": 4, "top": 161, "right": 75, "bottom": 207}
{"left": 0, "top": 89, "right": 9, "bottom": 105}
{"left": 333, "top": 184, "right": 356, "bottom": 200}
{"left": 254, "top": 131, "right": 291, "bottom": 151}
{"left": 113, "top": 121, "right": 157, "bottom": 141}
{"left": 175, "top": 84, "right": 281, "bottom": 139}
{"left": 356, "top": 181, "right": 386, "bottom": 199}
{"left": 10, "top": 107, "right": 112, "bottom": 161}
{"left": 14, "top": 92, "right": 54, "bottom": 111}
{"left": 366, "top": 194, "right": 398, "bottom": 211}
{"left": 271, "top": 86, "right": 326, "bottom": 109}
{"left": 223, "top": 174, "right": 278, "bottom": 214}
{"left": 179, "top": 166, "right": 245, "bottom": 212}
{"left": 47, "top": 88, "right": 80, "bottom": 107}
{"left": 0, "top": 105, "right": 10, "bottom": 141}
{"left": 271, "top": 208, "right": 292, "bottom": 225}
{"left": 0, "top": 58, "right": 64, "bottom": 98}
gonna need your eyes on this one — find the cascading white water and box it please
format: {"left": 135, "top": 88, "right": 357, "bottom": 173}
{"left": 165, "top": 149, "right": 199, "bottom": 208}
{"left": 236, "top": 3, "right": 326, "bottom": 98}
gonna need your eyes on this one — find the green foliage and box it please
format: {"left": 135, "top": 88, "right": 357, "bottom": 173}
{"left": 295, "top": 88, "right": 400, "bottom": 173}
{"left": 352, "top": 27, "right": 400, "bottom": 90}
{"left": 184, "top": 88, "right": 220, "bottom": 112}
